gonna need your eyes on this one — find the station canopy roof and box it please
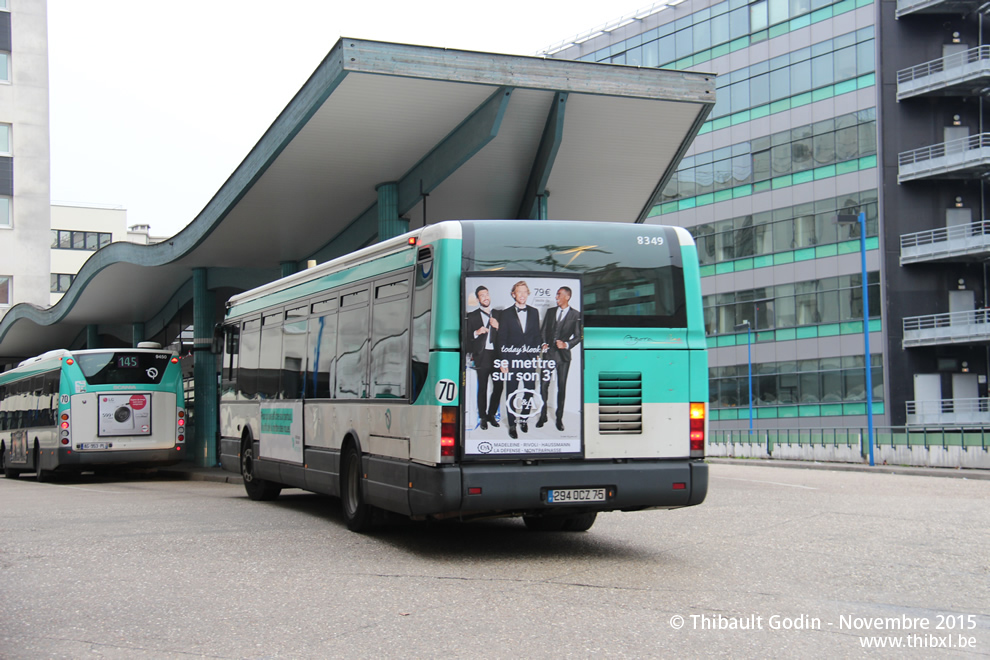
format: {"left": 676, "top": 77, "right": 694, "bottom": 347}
{"left": 0, "top": 38, "right": 714, "bottom": 363}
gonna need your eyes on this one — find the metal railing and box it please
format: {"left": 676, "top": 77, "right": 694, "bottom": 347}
{"left": 897, "top": 45, "right": 990, "bottom": 85}
{"left": 903, "top": 308, "right": 990, "bottom": 333}
{"left": 900, "top": 220, "right": 990, "bottom": 250}
{"left": 900, "top": 220, "right": 990, "bottom": 264}
{"left": 898, "top": 133, "right": 990, "bottom": 167}
{"left": 906, "top": 398, "right": 990, "bottom": 415}
{"left": 710, "top": 426, "right": 990, "bottom": 452}
{"left": 906, "top": 398, "right": 990, "bottom": 426}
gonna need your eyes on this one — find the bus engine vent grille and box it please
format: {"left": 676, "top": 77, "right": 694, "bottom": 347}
{"left": 598, "top": 372, "right": 643, "bottom": 434}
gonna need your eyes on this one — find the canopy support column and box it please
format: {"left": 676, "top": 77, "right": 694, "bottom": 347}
{"left": 192, "top": 268, "right": 217, "bottom": 467}
{"left": 132, "top": 323, "right": 145, "bottom": 347}
{"left": 377, "top": 182, "right": 408, "bottom": 240}
{"left": 86, "top": 325, "right": 100, "bottom": 349}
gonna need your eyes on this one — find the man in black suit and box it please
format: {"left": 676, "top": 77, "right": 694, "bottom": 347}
{"left": 498, "top": 280, "right": 542, "bottom": 439}
{"left": 537, "top": 286, "right": 581, "bottom": 432}
{"left": 465, "top": 285, "right": 501, "bottom": 430}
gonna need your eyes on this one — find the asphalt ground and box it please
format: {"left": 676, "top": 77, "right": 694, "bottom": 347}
{"left": 1, "top": 460, "right": 987, "bottom": 658}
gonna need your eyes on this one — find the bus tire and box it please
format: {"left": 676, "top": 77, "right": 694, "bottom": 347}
{"left": 240, "top": 439, "right": 281, "bottom": 501}
{"left": 341, "top": 443, "right": 373, "bottom": 532}
{"left": 562, "top": 512, "right": 597, "bottom": 532}
{"left": 523, "top": 515, "right": 567, "bottom": 531}
{"left": 1, "top": 444, "right": 18, "bottom": 479}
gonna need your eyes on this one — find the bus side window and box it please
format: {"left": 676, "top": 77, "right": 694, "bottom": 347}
{"left": 307, "top": 310, "right": 337, "bottom": 399}
{"left": 410, "top": 259, "right": 433, "bottom": 402}
{"left": 221, "top": 325, "right": 240, "bottom": 400}
{"left": 237, "top": 322, "right": 261, "bottom": 400}
{"left": 371, "top": 277, "right": 410, "bottom": 399}
{"left": 259, "top": 313, "right": 283, "bottom": 399}
{"left": 336, "top": 289, "right": 370, "bottom": 399}
{"left": 43, "top": 371, "right": 59, "bottom": 427}
{"left": 281, "top": 319, "right": 307, "bottom": 400}
{"left": 0, "top": 384, "right": 7, "bottom": 430}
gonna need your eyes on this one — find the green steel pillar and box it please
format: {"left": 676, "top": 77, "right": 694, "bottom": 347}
{"left": 376, "top": 182, "right": 408, "bottom": 240}
{"left": 280, "top": 261, "right": 297, "bottom": 278}
{"left": 537, "top": 193, "right": 549, "bottom": 220}
{"left": 132, "top": 322, "right": 145, "bottom": 347}
{"left": 86, "top": 325, "right": 100, "bottom": 349}
{"left": 192, "top": 268, "right": 218, "bottom": 467}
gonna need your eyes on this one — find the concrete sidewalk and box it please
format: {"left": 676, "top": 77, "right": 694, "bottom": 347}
{"left": 156, "top": 458, "right": 989, "bottom": 484}
{"left": 706, "top": 457, "right": 990, "bottom": 480}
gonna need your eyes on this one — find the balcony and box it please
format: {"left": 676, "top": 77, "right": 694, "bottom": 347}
{"left": 898, "top": 133, "right": 990, "bottom": 183}
{"left": 903, "top": 309, "right": 990, "bottom": 347}
{"left": 906, "top": 398, "right": 990, "bottom": 426}
{"left": 896, "top": 0, "right": 983, "bottom": 17}
{"left": 897, "top": 46, "right": 990, "bottom": 100}
{"left": 900, "top": 220, "right": 990, "bottom": 265}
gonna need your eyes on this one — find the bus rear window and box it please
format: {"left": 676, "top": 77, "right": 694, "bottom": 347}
{"left": 462, "top": 221, "right": 687, "bottom": 328}
{"left": 75, "top": 352, "right": 172, "bottom": 385}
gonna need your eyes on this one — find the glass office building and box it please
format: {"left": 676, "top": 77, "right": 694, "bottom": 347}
{"left": 546, "top": 0, "right": 990, "bottom": 430}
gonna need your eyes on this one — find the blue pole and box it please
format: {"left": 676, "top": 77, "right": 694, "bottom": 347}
{"left": 747, "top": 324, "right": 753, "bottom": 434}
{"left": 859, "top": 211, "right": 875, "bottom": 466}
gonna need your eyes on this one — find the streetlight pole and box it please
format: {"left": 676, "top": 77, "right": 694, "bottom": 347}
{"left": 837, "top": 211, "right": 875, "bottom": 466}
{"left": 734, "top": 320, "right": 753, "bottom": 435}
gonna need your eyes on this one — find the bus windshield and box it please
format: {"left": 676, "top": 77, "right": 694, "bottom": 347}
{"left": 461, "top": 221, "right": 686, "bottom": 328}
{"left": 75, "top": 351, "right": 172, "bottom": 385}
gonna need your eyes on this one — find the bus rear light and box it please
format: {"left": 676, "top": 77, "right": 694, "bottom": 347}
{"left": 61, "top": 438, "right": 69, "bottom": 445}
{"left": 177, "top": 419, "right": 185, "bottom": 427}
{"left": 65, "top": 358, "right": 74, "bottom": 365}
{"left": 441, "top": 406, "right": 458, "bottom": 458}
{"left": 689, "top": 402, "right": 706, "bottom": 456}
{"left": 673, "top": 482, "right": 686, "bottom": 490}
{"left": 60, "top": 413, "right": 69, "bottom": 421}
{"left": 171, "top": 357, "right": 179, "bottom": 364}
{"left": 60, "top": 421, "right": 69, "bottom": 430}
{"left": 177, "top": 410, "right": 185, "bottom": 418}
{"left": 177, "top": 435, "right": 184, "bottom": 443}
{"left": 468, "top": 487, "right": 482, "bottom": 495}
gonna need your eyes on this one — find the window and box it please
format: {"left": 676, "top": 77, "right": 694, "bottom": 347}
{"left": 0, "top": 124, "right": 9, "bottom": 155}
{"left": 51, "top": 230, "right": 112, "bottom": 251}
{"left": 0, "top": 53, "right": 9, "bottom": 83}
{"left": 371, "top": 278, "right": 410, "bottom": 399}
{"left": 0, "top": 275, "right": 8, "bottom": 304}
{"left": 0, "top": 196, "right": 9, "bottom": 227}
{"left": 51, "top": 273, "right": 74, "bottom": 293}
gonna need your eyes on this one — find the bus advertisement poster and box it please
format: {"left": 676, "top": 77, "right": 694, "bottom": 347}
{"left": 259, "top": 401, "right": 303, "bottom": 464}
{"left": 463, "top": 274, "right": 582, "bottom": 456}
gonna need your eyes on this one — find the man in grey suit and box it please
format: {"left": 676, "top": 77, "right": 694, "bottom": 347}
{"left": 537, "top": 286, "right": 581, "bottom": 432}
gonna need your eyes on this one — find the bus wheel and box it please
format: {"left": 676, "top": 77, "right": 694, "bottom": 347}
{"left": 1, "top": 445, "right": 18, "bottom": 479}
{"left": 522, "top": 515, "right": 567, "bottom": 531}
{"left": 341, "top": 444, "right": 373, "bottom": 532}
{"left": 240, "top": 441, "right": 281, "bottom": 501}
{"left": 562, "top": 512, "right": 597, "bottom": 532}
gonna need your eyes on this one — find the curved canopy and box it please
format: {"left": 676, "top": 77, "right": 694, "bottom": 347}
{"left": 0, "top": 37, "right": 713, "bottom": 363}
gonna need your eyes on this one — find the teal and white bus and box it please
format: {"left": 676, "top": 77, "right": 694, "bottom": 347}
{"left": 0, "top": 345, "right": 187, "bottom": 479}
{"left": 218, "top": 220, "right": 708, "bottom": 531}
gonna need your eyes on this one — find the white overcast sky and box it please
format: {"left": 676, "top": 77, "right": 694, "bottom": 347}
{"left": 47, "top": 0, "right": 641, "bottom": 237}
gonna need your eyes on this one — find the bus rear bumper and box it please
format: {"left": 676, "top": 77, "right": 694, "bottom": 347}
{"left": 409, "top": 459, "right": 708, "bottom": 518}
{"left": 56, "top": 446, "right": 184, "bottom": 469}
